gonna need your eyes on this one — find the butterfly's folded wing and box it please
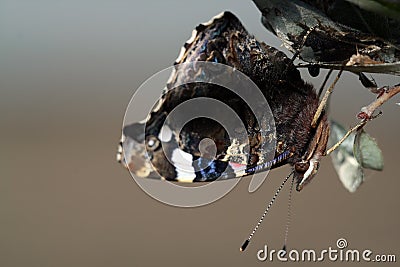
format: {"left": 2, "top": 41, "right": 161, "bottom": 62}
{"left": 118, "top": 11, "right": 324, "bottom": 184}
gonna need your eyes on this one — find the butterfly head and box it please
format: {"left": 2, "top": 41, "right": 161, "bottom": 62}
{"left": 293, "top": 115, "right": 330, "bottom": 191}
{"left": 294, "top": 158, "right": 320, "bottom": 191}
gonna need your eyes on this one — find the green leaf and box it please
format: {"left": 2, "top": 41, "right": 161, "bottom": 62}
{"left": 354, "top": 129, "right": 384, "bottom": 171}
{"left": 329, "top": 121, "right": 364, "bottom": 192}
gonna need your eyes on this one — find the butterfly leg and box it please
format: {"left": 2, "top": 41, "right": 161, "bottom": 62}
{"left": 311, "top": 68, "right": 344, "bottom": 128}
{"left": 288, "top": 24, "right": 319, "bottom": 66}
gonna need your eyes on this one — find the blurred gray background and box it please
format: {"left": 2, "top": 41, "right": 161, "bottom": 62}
{"left": 1, "top": 1, "right": 399, "bottom": 266}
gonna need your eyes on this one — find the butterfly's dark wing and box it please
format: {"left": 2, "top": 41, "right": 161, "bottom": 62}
{"left": 119, "top": 12, "right": 324, "bottom": 183}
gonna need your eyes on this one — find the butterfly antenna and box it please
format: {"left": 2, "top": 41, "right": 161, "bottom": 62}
{"left": 240, "top": 171, "right": 294, "bottom": 252}
{"left": 282, "top": 173, "right": 295, "bottom": 253}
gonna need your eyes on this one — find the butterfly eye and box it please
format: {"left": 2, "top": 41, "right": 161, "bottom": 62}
{"left": 146, "top": 135, "right": 160, "bottom": 151}
{"left": 294, "top": 161, "right": 310, "bottom": 173}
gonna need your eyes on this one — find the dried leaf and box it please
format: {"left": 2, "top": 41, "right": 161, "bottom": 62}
{"left": 346, "top": 54, "right": 382, "bottom": 66}
{"left": 354, "top": 129, "right": 384, "bottom": 171}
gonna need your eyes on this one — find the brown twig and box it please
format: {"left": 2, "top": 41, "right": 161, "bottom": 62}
{"left": 326, "top": 121, "right": 366, "bottom": 155}
{"left": 327, "top": 84, "right": 399, "bottom": 155}
{"left": 358, "top": 84, "right": 400, "bottom": 120}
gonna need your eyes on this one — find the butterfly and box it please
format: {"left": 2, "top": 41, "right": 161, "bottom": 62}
{"left": 117, "top": 11, "right": 329, "bottom": 192}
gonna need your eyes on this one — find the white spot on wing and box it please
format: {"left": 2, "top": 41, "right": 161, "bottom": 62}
{"left": 158, "top": 125, "right": 172, "bottom": 142}
{"left": 171, "top": 149, "right": 196, "bottom": 182}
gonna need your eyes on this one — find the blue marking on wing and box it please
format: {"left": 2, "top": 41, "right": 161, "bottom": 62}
{"left": 190, "top": 150, "right": 291, "bottom": 182}
{"left": 192, "top": 157, "right": 230, "bottom": 182}
{"left": 200, "top": 41, "right": 208, "bottom": 53}
{"left": 245, "top": 150, "right": 291, "bottom": 174}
